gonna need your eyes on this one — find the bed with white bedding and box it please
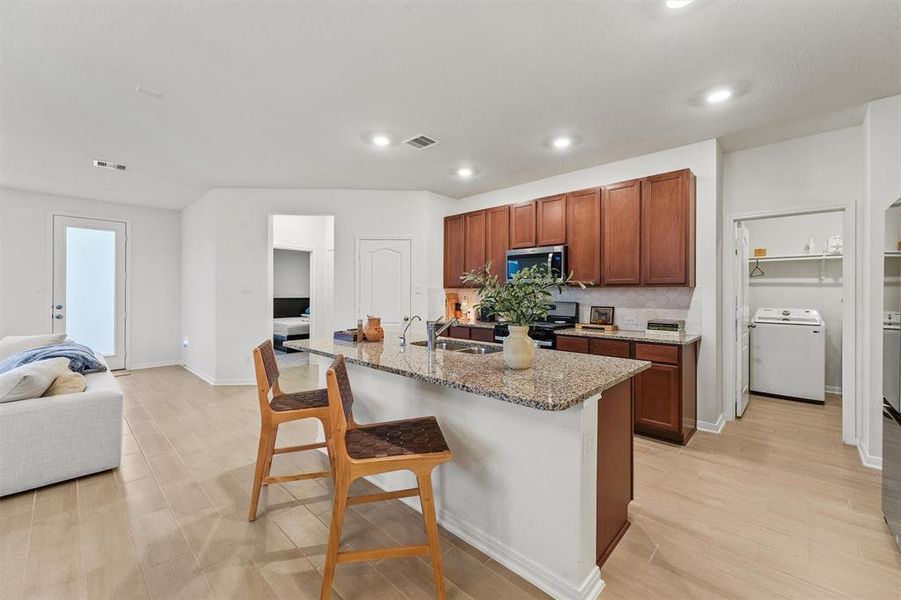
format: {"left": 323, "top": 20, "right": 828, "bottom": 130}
{"left": 273, "top": 316, "right": 310, "bottom": 337}
{"left": 273, "top": 297, "right": 311, "bottom": 352}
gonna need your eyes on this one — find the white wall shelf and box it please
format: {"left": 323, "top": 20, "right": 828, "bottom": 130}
{"left": 748, "top": 253, "right": 842, "bottom": 263}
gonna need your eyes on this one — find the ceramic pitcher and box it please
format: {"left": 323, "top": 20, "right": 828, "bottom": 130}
{"left": 363, "top": 316, "right": 384, "bottom": 342}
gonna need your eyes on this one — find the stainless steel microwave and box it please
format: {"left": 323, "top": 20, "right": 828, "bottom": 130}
{"left": 505, "top": 245, "right": 566, "bottom": 282}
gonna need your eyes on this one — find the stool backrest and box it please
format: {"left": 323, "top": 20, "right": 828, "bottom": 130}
{"left": 253, "top": 340, "right": 281, "bottom": 417}
{"left": 326, "top": 355, "right": 356, "bottom": 455}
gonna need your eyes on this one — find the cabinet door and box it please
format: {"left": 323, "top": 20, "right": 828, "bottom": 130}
{"left": 470, "top": 327, "right": 496, "bottom": 343}
{"left": 566, "top": 188, "right": 601, "bottom": 283}
{"left": 634, "top": 363, "right": 680, "bottom": 434}
{"left": 486, "top": 206, "right": 510, "bottom": 279}
{"left": 448, "top": 326, "right": 471, "bottom": 340}
{"left": 601, "top": 179, "right": 641, "bottom": 285}
{"left": 556, "top": 335, "right": 589, "bottom": 354}
{"left": 444, "top": 215, "right": 466, "bottom": 288}
{"left": 464, "top": 210, "right": 487, "bottom": 280}
{"left": 537, "top": 194, "right": 567, "bottom": 246}
{"left": 589, "top": 338, "right": 631, "bottom": 358}
{"left": 510, "top": 201, "right": 537, "bottom": 249}
{"left": 641, "top": 170, "right": 695, "bottom": 285}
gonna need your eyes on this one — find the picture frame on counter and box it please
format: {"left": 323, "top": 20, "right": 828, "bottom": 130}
{"left": 590, "top": 306, "right": 615, "bottom": 325}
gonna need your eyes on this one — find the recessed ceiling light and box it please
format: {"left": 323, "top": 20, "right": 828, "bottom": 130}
{"left": 551, "top": 136, "right": 573, "bottom": 149}
{"left": 706, "top": 88, "right": 733, "bottom": 104}
{"left": 371, "top": 134, "right": 391, "bottom": 147}
{"left": 666, "top": 0, "right": 693, "bottom": 8}
{"left": 456, "top": 167, "right": 474, "bottom": 179}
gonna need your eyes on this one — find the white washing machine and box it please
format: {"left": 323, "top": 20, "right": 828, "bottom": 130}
{"left": 750, "top": 308, "right": 826, "bottom": 403}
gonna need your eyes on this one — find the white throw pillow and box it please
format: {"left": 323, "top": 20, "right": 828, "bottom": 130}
{"left": 0, "top": 358, "right": 71, "bottom": 403}
{"left": 0, "top": 333, "right": 67, "bottom": 361}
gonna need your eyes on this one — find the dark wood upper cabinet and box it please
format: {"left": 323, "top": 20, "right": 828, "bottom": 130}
{"left": 463, "top": 210, "right": 487, "bottom": 279}
{"left": 537, "top": 194, "right": 567, "bottom": 246}
{"left": 565, "top": 188, "right": 600, "bottom": 283}
{"left": 443, "top": 214, "right": 465, "bottom": 288}
{"left": 601, "top": 179, "right": 642, "bottom": 285}
{"left": 486, "top": 205, "right": 510, "bottom": 280}
{"left": 641, "top": 169, "right": 695, "bottom": 286}
{"left": 509, "top": 201, "right": 537, "bottom": 249}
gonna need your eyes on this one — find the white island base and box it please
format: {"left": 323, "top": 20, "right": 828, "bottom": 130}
{"left": 306, "top": 357, "right": 635, "bottom": 600}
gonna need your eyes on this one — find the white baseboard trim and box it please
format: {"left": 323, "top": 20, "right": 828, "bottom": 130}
{"left": 181, "top": 364, "right": 216, "bottom": 385}
{"left": 857, "top": 441, "right": 883, "bottom": 470}
{"left": 697, "top": 413, "right": 726, "bottom": 434}
{"left": 363, "top": 473, "right": 604, "bottom": 600}
{"left": 179, "top": 364, "right": 254, "bottom": 386}
{"left": 128, "top": 360, "right": 180, "bottom": 370}
{"left": 825, "top": 385, "right": 843, "bottom": 395}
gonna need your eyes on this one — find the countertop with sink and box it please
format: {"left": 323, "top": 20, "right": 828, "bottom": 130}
{"left": 286, "top": 335, "right": 649, "bottom": 411}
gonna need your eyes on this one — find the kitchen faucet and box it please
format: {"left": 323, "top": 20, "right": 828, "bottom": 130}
{"left": 426, "top": 316, "right": 458, "bottom": 351}
{"left": 399, "top": 315, "right": 421, "bottom": 348}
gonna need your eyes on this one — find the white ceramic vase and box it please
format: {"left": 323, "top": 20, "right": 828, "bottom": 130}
{"left": 503, "top": 325, "right": 536, "bottom": 369}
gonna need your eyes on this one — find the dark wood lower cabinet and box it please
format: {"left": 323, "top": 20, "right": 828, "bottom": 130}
{"left": 470, "top": 327, "right": 496, "bottom": 343}
{"left": 557, "top": 335, "right": 699, "bottom": 445}
{"left": 447, "top": 326, "right": 471, "bottom": 340}
{"left": 596, "top": 378, "right": 633, "bottom": 567}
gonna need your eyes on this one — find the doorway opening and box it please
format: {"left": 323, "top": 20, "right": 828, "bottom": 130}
{"left": 52, "top": 215, "right": 128, "bottom": 370}
{"left": 727, "top": 206, "right": 854, "bottom": 443}
{"left": 269, "top": 215, "right": 335, "bottom": 361}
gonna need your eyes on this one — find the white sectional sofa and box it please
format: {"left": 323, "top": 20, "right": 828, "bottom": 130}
{"left": 0, "top": 357, "right": 123, "bottom": 497}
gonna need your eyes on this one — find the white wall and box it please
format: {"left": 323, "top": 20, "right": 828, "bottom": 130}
{"left": 273, "top": 249, "right": 311, "bottom": 298}
{"left": 181, "top": 189, "right": 454, "bottom": 383}
{"left": 0, "top": 187, "right": 181, "bottom": 369}
{"left": 180, "top": 196, "right": 216, "bottom": 381}
{"left": 745, "top": 212, "right": 844, "bottom": 390}
{"left": 860, "top": 94, "right": 901, "bottom": 467}
{"left": 721, "top": 126, "right": 864, "bottom": 433}
{"left": 450, "top": 140, "right": 723, "bottom": 429}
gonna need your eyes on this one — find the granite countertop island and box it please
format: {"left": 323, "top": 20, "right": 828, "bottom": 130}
{"left": 288, "top": 336, "right": 649, "bottom": 411}
{"left": 285, "top": 333, "right": 648, "bottom": 597}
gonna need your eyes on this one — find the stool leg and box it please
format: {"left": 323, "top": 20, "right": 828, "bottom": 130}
{"left": 262, "top": 423, "right": 279, "bottom": 480}
{"left": 321, "top": 468, "right": 350, "bottom": 600}
{"left": 248, "top": 425, "right": 272, "bottom": 522}
{"left": 417, "top": 470, "right": 446, "bottom": 600}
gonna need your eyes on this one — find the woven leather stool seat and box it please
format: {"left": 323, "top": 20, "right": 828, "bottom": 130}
{"left": 269, "top": 388, "right": 329, "bottom": 412}
{"left": 345, "top": 416, "right": 449, "bottom": 459}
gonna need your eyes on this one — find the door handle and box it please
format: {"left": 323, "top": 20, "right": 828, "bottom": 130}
{"left": 54, "top": 314, "right": 63, "bottom": 320}
{"left": 55, "top": 305, "right": 63, "bottom": 310}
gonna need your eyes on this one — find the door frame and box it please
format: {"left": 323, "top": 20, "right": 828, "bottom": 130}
{"left": 722, "top": 204, "right": 856, "bottom": 444}
{"left": 271, "top": 243, "right": 317, "bottom": 338}
{"left": 354, "top": 236, "right": 414, "bottom": 324}
{"left": 47, "top": 211, "right": 132, "bottom": 370}
{"left": 734, "top": 222, "right": 751, "bottom": 418}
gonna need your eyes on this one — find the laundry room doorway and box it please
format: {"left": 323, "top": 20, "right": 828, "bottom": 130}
{"left": 725, "top": 206, "right": 855, "bottom": 444}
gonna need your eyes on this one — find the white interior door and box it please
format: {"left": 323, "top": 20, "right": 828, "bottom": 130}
{"left": 735, "top": 223, "right": 751, "bottom": 417}
{"left": 53, "top": 216, "right": 127, "bottom": 370}
{"left": 357, "top": 238, "right": 411, "bottom": 326}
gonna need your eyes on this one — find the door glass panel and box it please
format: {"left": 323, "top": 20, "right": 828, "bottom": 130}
{"left": 66, "top": 227, "right": 116, "bottom": 354}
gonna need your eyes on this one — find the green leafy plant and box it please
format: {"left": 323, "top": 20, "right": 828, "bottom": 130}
{"left": 461, "top": 262, "right": 585, "bottom": 326}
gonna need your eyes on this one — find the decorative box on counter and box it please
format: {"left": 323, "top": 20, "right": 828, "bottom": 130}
{"left": 333, "top": 329, "right": 363, "bottom": 342}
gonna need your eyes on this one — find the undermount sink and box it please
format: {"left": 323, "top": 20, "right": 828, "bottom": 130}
{"left": 410, "top": 340, "right": 502, "bottom": 354}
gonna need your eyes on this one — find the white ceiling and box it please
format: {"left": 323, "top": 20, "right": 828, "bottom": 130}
{"left": 1, "top": 1, "right": 899, "bottom": 210}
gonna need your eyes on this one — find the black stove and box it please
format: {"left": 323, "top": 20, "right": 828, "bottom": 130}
{"left": 493, "top": 301, "right": 579, "bottom": 349}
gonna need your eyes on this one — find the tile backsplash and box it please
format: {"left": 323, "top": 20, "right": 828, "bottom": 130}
{"left": 449, "top": 286, "right": 702, "bottom": 334}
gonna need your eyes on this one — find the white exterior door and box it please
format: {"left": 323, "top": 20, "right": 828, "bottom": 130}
{"left": 735, "top": 223, "right": 751, "bottom": 417}
{"left": 357, "top": 238, "right": 412, "bottom": 326}
{"left": 52, "top": 216, "right": 127, "bottom": 370}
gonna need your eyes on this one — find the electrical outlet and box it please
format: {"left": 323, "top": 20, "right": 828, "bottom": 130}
{"left": 623, "top": 315, "right": 638, "bottom": 327}
{"left": 244, "top": 355, "right": 250, "bottom": 365}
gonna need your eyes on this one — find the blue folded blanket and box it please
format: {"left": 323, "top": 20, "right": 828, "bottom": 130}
{"left": 0, "top": 342, "right": 107, "bottom": 375}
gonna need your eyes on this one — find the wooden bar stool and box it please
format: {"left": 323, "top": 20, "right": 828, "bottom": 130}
{"left": 321, "top": 355, "right": 453, "bottom": 599}
{"left": 248, "top": 340, "right": 333, "bottom": 522}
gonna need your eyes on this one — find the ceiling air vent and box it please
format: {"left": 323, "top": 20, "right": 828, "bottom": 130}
{"left": 93, "top": 160, "right": 127, "bottom": 171}
{"left": 404, "top": 134, "right": 438, "bottom": 150}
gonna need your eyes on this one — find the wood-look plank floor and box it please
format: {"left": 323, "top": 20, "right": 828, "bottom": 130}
{"left": 0, "top": 361, "right": 896, "bottom": 599}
